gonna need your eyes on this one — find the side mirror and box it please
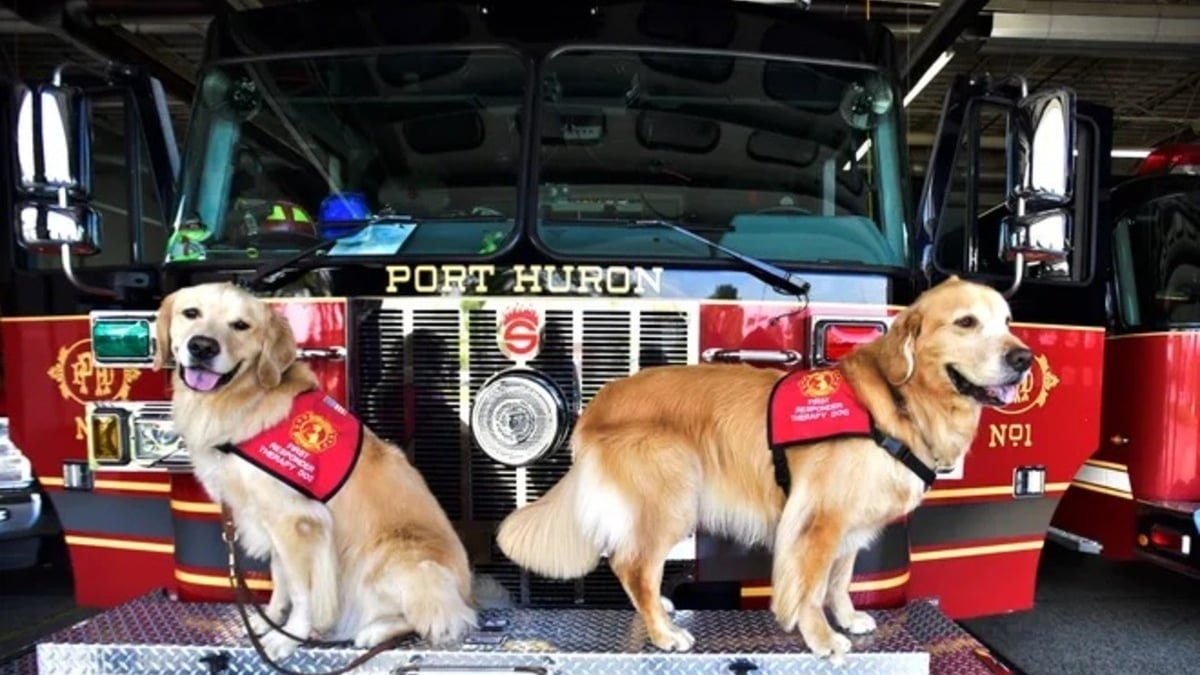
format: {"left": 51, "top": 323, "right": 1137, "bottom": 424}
{"left": 16, "top": 201, "right": 102, "bottom": 256}
{"left": 14, "top": 82, "right": 92, "bottom": 198}
{"left": 999, "top": 208, "right": 1071, "bottom": 264}
{"left": 1006, "top": 88, "right": 1076, "bottom": 210}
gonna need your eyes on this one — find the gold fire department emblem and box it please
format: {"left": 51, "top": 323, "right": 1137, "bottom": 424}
{"left": 995, "top": 353, "right": 1059, "bottom": 416}
{"left": 290, "top": 412, "right": 337, "bottom": 454}
{"left": 47, "top": 339, "right": 141, "bottom": 405}
{"left": 800, "top": 369, "right": 842, "bottom": 398}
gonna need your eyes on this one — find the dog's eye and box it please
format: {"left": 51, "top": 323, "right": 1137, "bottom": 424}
{"left": 230, "top": 319, "right": 251, "bottom": 331}
{"left": 954, "top": 315, "right": 977, "bottom": 329}
{"left": 181, "top": 308, "right": 200, "bottom": 320}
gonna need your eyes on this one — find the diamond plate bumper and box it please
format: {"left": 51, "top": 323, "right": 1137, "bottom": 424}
{"left": 30, "top": 592, "right": 1003, "bottom": 674}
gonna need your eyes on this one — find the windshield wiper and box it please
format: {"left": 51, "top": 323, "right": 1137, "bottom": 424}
{"left": 624, "top": 218, "right": 811, "bottom": 297}
{"left": 238, "top": 237, "right": 340, "bottom": 293}
{"left": 238, "top": 214, "right": 418, "bottom": 292}
{"left": 235, "top": 216, "right": 811, "bottom": 300}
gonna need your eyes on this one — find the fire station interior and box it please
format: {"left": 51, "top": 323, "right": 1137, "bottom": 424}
{"left": 1, "top": 1, "right": 1199, "bottom": 674}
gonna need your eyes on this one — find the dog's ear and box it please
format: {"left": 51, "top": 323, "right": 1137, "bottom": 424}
{"left": 152, "top": 292, "right": 176, "bottom": 371}
{"left": 878, "top": 307, "right": 922, "bottom": 385}
{"left": 256, "top": 308, "right": 297, "bottom": 389}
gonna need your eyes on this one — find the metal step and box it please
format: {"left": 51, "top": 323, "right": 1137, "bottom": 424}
{"left": 31, "top": 591, "right": 1003, "bottom": 674}
{"left": 1047, "top": 525, "right": 1103, "bottom": 554}
{"left": 0, "top": 651, "right": 36, "bottom": 675}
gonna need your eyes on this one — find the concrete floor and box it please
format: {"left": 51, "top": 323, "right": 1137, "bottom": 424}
{"left": 963, "top": 544, "right": 1200, "bottom": 675}
{"left": 3, "top": 541, "right": 1200, "bottom": 674}
{"left": 0, "top": 540, "right": 95, "bottom": 666}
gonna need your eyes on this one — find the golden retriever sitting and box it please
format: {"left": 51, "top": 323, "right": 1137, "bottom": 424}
{"left": 497, "top": 276, "right": 1032, "bottom": 661}
{"left": 154, "top": 282, "right": 491, "bottom": 661}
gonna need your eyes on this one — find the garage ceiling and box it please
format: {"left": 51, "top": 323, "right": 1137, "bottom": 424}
{"left": 0, "top": 0, "right": 1196, "bottom": 183}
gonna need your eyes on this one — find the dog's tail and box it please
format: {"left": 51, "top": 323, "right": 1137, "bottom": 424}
{"left": 496, "top": 466, "right": 601, "bottom": 579}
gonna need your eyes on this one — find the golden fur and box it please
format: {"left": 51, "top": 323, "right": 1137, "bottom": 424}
{"left": 496, "top": 276, "right": 1032, "bottom": 661}
{"left": 154, "top": 282, "right": 504, "bottom": 662}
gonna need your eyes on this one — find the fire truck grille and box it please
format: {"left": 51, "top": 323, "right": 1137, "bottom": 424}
{"left": 351, "top": 299, "right": 698, "bottom": 607}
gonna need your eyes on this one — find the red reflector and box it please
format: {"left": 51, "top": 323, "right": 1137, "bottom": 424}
{"left": 1149, "top": 526, "right": 1185, "bottom": 552}
{"left": 816, "top": 320, "right": 886, "bottom": 364}
{"left": 1136, "top": 143, "right": 1200, "bottom": 176}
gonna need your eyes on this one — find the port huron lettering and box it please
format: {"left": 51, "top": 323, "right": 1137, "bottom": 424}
{"left": 384, "top": 264, "right": 664, "bottom": 296}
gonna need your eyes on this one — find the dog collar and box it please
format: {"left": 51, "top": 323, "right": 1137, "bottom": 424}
{"left": 870, "top": 425, "right": 935, "bottom": 491}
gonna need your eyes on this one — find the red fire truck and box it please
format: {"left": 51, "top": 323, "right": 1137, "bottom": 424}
{"left": 1, "top": 0, "right": 1110, "bottom": 672}
{"left": 1050, "top": 142, "right": 1200, "bottom": 575}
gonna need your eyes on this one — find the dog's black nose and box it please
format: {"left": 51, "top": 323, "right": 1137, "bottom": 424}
{"left": 187, "top": 335, "right": 220, "bottom": 361}
{"left": 1005, "top": 347, "right": 1034, "bottom": 372}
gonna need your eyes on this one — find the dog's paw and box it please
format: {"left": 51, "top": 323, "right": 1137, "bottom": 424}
{"left": 844, "top": 611, "right": 876, "bottom": 635}
{"left": 248, "top": 614, "right": 271, "bottom": 638}
{"left": 354, "top": 618, "right": 413, "bottom": 650}
{"left": 809, "top": 631, "right": 853, "bottom": 665}
{"left": 649, "top": 623, "right": 695, "bottom": 652}
{"left": 258, "top": 628, "right": 302, "bottom": 662}
{"left": 248, "top": 608, "right": 287, "bottom": 638}
{"left": 659, "top": 595, "right": 676, "bottom": 614}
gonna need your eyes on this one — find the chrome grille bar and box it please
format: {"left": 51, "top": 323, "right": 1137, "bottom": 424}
{"left": 355, "top": 297, "right": 697, "bottom": 607}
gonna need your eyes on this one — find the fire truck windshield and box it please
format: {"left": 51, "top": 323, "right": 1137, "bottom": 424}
{"left": 1114, "top": 188, "right": 1200, "bottom": 327}
{"left": 166, "top": 47, "right": 528, "bottom": 263}
{"left": 534, "top": 48, "right": 910, "bottom": 268}
{"left": 163, "top": 45, "right": 909, "bottom": 270}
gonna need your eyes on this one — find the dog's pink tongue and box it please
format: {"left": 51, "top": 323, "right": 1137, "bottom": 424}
{"left": 184, "top": 367, "right": 222, "bottom": 392}
{"left": 988, "top": 384, "right": 1019, "bottom": 406}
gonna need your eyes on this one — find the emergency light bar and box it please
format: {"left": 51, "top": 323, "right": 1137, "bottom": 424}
{"left": 1136, "top": 143, "right": 1200, "bottom": 177}
{"left": 89, "top": 311, "right": 157, "bottom": 367}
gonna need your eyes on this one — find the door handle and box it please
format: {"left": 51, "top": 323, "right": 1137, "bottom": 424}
{"left": 1109, "top": 435, "right": 1130, "bottom": 446}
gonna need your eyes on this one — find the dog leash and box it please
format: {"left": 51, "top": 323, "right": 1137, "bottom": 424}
{"left": 220, "top": 506, "right": 406, "bottom": 675}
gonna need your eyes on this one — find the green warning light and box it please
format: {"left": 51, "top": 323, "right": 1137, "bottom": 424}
{"left": 90, "top": 312, "right": 156, "bottom": 367}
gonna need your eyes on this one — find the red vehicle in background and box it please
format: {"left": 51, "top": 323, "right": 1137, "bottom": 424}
{"left": 0, "top": 291, "right": 46, "bottom": 572}
{"left": 1052, "top": 141, "right": 1200, "bottom": 575}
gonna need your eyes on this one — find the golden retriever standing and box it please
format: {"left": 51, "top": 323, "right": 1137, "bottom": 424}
{"left": 154, "top": 282, "right": 490, "bottom": 661}
{"left": 497, "top": 276, "right": 1032, "bottom": 661}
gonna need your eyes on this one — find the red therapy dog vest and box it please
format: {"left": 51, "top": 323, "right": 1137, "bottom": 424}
{"left": 768, "top": 367, "right": 873, "bottom": 449}
{"left": 221, "top": 390, "right": 363, "bottom": 502}
{"left": 766, "top": 367, "right": 935, "bottom": 493}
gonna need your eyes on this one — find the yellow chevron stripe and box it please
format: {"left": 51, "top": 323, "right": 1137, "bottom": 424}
{"left": 65, "top": 534, "right": 174, "bottom": 554}
{"left": 174, "top": 569, "right": 273, "bottom": 592}
{"left": 1070, "top": 480, "right": 1134, "bottom": 500}
{"left": 1085, "top": 459, "right": 1128, "bottom": 472}
{"left": 741, "top": 571, "right": 911, "bottom": 598}
{"left": 911, "top": 539, "right": 1043, "bottom": 562}
{"left": 170, "top": 499, "right": 221, "bottom": 515}
{"left": 925, "top": 482, "right": 1070, "bottom": 500}
{"left": 38, "top": 476, "right": 170, "bottom": 494}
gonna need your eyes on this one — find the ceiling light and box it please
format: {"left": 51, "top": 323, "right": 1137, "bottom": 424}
{"left": 903, "top": 50, "right": 955, "bottom": 108}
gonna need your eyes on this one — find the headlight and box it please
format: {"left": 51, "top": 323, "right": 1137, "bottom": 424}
{"left": 132, "top": 403, "right": 187, "bottom": 466}
{"left": 87, "top": 402, "right": 189, "bottom": 469}
{"left": 470, "top": 369, "right": 570, "bottom": 467}
{"left": 0, "top": 417, "right": 32, "bottom": 489}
